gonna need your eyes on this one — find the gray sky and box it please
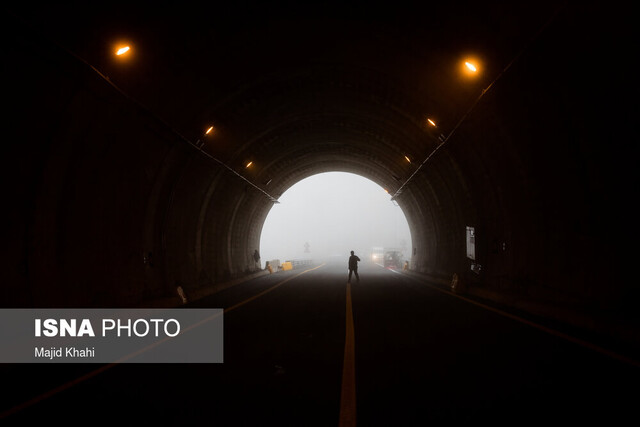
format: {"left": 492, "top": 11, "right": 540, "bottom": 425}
{"left": 260, "top": 172, "right": 412, "bottom": 264}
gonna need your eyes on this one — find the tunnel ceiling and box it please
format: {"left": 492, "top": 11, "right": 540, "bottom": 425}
{"left": 10, "top": 1, "right": 568, "bottom": 198}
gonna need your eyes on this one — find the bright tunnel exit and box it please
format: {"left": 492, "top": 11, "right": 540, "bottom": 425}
{"left": 259, "top": 172, "right": 412, "bottom": 269}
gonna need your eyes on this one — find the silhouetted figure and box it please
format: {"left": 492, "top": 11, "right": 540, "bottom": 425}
{"left": 348, "top": 250, "right": 360, "bottom": 283}
{"left": 253, "top": 249, "right": 261, "bottom": 269}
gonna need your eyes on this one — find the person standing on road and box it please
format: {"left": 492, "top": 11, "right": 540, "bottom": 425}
{"left": 348, "top": 250, "right": 360, "bottom": 283}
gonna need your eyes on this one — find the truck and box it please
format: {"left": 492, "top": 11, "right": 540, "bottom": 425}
{"left": 383, "top": 249, "right": 403, "bottom": 269}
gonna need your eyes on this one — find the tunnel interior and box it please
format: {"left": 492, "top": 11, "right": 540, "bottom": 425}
{"left": 4, "top": 2, "right": 637, "bottom": 351}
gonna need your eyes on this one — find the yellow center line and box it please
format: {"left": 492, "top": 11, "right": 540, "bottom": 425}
{"left": 0, "top": 263, "right": 326, "bottom": 420}
{"left": 339, "top": 281, "right": 357, "bottom": 427}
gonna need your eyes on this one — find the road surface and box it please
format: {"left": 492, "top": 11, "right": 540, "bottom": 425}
{"left": 2, "top": 260, "right": 637, "bottom": 425}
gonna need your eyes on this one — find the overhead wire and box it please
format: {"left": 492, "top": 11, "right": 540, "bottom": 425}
{"left": 391, "top": 2, "right": 567, "bottom": 201}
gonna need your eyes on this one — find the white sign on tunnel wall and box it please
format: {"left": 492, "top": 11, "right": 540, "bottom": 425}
{"left": 466, "top": 226, "right": 475, "bottom": 260}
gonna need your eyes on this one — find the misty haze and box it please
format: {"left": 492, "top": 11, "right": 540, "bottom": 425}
{"left": 259, "top": 172, "right": 412, "bottom": 267}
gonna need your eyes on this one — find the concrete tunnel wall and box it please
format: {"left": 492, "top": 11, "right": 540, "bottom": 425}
{"left": 3, "top": 6, "right": 637, "bottom": 346}
{"left": 5, "top": 28, "right": 270, "bottom": 307}
{"left": 400, "top": 8, "right": 636, "bottom": 327}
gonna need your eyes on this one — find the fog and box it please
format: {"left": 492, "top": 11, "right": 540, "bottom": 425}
{"left": 259, "top": 172, "right": 412, "bottom": 266}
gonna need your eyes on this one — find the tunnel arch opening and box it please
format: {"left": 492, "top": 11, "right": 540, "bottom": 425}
{"left": 258, "top": 172, "right": 413, "bottom": 270}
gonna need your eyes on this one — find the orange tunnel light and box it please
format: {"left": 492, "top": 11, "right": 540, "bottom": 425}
{"left": 116, "top": 46, "right": 130, "bottom": 56}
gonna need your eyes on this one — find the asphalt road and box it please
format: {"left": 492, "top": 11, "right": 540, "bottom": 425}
{"left": 2, "top": 260, "right": 638, "bottom": 425}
